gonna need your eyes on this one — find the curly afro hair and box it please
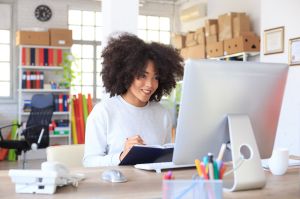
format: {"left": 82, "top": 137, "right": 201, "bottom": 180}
{"left": 101, "top": 32, "right": 184, "bottom": 102}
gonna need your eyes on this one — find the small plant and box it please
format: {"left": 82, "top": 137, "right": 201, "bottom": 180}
{"left": 59, "top": 52, "right": 77, "bottom": 89}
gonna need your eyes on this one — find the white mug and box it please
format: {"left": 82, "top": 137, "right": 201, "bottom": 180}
{"left": 269, "top": 148, "right": 289, "bottom": 175}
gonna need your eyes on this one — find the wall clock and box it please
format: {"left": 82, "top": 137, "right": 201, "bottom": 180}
{"left": 34, "top": 5, "right": 52, "bottom": 22}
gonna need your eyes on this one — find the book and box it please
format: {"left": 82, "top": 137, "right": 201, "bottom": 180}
{"left": 119, "top": 143, "right": 174, "bottom": 165}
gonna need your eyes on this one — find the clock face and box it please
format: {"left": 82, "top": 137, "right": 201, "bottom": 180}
{"left": 35, "top": 5, "right": 52, "bottom": 22}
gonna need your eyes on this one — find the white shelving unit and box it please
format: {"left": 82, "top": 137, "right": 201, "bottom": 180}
{"left": 17, "top": 45, "right": 72, "bottom": 150}
{"left": 208, "top": 51, "right": 260, "bottom": 61}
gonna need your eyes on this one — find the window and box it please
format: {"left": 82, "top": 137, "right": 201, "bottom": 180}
{"left": 68, "top": 10, "right": 103, "bottom": 99}
{"left": 68, "top": 10, "right": 171, "bottom": 100}
{"left": 138, "top": 15, "right": 171, "bottom": 44}
{"left": 0, "top": 4, "right": 12, "bottom": 99}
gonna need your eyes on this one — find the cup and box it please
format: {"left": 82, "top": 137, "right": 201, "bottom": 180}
{"left": 269, "top": 148, "right": 289, "bottom": 175}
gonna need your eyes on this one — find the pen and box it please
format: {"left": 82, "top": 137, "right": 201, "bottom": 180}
{"left": 217, "top": 143, "right": 227, "bottom": 161}
{"left": 194, "top": 159, "right": 202, "bottom": 177}
{"left": 208, "top": 153, "right": 214, "bottom": 180}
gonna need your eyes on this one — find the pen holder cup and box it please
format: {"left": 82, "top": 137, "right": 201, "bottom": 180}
{"left": 162, "top": 180, "right": 223, "bottom": 199}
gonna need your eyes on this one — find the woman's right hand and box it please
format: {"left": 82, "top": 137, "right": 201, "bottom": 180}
{"left": 119, "top": 135, "right": 145, "bottom": 161}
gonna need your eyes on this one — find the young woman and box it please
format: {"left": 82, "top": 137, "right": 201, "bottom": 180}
{"left": 83, "top": 33, "right": 183, "bottom": 167}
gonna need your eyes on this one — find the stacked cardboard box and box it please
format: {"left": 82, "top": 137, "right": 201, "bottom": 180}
{"left": 16, "top": 29, "right": 73, "bottom": 47}
{"left": 172, "top": 11, "right": 260, "bottom": 59}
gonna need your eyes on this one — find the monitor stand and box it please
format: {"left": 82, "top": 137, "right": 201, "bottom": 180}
{"left": 223, "top": 114, "right": 266, "bottom": 192}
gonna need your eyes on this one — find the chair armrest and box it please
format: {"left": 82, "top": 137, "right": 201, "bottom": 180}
{"left": 0, "top": 123, "right": 22, "bottom": 141}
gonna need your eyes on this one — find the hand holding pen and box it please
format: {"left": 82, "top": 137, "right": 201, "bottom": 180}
{"left": 120, "top": 135, "right": 145, "bottom": 161}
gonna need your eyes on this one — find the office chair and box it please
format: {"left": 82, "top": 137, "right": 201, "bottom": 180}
{"left": 0, "top": 94, "right": 54, "bottom": 168}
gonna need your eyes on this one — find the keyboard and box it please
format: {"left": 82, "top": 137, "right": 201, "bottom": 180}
{"left": 134, "top": 162, "right": 195, "bottom": 173}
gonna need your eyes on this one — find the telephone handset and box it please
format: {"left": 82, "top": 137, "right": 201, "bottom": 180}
{"left": 9, "top": 161, "right": 85, "bottom": 194}
{"left": 41, "top": 161, "right": 70, "bottom": 178}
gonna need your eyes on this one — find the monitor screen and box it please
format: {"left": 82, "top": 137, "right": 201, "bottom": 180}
{"left": 173, "top": 59, "right": 288, "bottom": 165}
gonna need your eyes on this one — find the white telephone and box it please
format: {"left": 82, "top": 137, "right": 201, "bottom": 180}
{"left": 9, "top": 161, "right": 85, "bottom": 194}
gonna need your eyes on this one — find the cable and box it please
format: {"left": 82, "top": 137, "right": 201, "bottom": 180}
{"left": 223, "top": 155, "right": 245, "bottom": 177}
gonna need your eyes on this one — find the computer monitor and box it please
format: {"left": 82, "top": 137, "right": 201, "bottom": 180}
{"left": 173, "top": 59, "right": 288, "bottom": 165}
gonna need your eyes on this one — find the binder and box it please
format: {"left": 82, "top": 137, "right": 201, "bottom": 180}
{"left": 44, "top": 48, "right": 49, "bottom": 66}
{"left": 26, "top": 71, "right": 31, "bottom": 89}
{"left": 63, "top": 95, "right": 68, "bottom": 112}
{"left": 58, "top": 94, "right": 63, "bottom": 112}
{"left": 78, "top": 94, "right": 85, "bottom": 142}
{"left": 25, "top": 48, "right": 30, "bottom": 66}
{"left": 30, "top": 48, "right": 35, "bottom": 66}
{"left": 21, "top": 48, "right": 26, "bottom": 66}
{"left": 36, "top": 71, "right": 41, "bottom": 89}
{"left": 48, "top": 48, "right": 53, "bottom": 66}
{"left": 35, "top": 48, "right": 40, "bottom": 66}
{"left": 31, "top": 71, "right": 36, "bottom": 89}
{"left": 40, "top": 71, "right": 44, "bottom": 89}
{"left": 73, "top": 97, "right": 83, "bottom": 144}
{"left": 39, "top": 48, "right": 44, "bottom": 66}
{"left": 22, "top": 71, "right": 26, "bottom": 89}
{"left": 54, "top": 95, "right": 59, "bottom": 112}
{"left": 53, "top": 49, "right": 58, "bottom": 66}
{"left": 57, "top": 49, "right": 63, "bottom": 66}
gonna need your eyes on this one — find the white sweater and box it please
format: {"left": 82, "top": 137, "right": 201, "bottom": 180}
{"left": 83, "top": 95, "right": 172, "bottom": 167}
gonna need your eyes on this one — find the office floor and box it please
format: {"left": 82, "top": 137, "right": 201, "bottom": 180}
{"left": 0, "top": 159, "right": 45, "bottom": 170}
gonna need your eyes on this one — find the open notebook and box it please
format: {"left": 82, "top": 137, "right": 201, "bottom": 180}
{"left": 119, "top": 143, "right": 174, "bottom": 165}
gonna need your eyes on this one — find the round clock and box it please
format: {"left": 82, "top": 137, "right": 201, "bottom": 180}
{"left": 34, "top": 5, "right": 52, "bottom": 22}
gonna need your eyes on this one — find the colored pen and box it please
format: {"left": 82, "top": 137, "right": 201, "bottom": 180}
{"left": 200, "top": 162, "right": 209, "bottom": 179}
{"left": 213, "top": 160, "right": 219, "bottom": 179}
{"left": 163, "top": 170, "right": 173, "bottom": 180}
{"left": 194, "top": 159, "right": 202, "bottom": 177}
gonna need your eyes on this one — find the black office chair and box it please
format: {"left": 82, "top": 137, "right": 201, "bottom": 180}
{"left": 0, "top": 94, "right": 54, "bottom": 168}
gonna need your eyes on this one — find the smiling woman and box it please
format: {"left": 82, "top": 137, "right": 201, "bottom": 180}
{"left": 83, "top": 32, "right": 184, "bottom": 167}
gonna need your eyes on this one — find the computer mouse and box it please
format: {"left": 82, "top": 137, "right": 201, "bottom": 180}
{"left": 101, "top": 169, "right": 128, "bottom": 183}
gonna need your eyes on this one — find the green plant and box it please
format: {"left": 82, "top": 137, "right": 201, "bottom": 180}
{"left": 59, "top": 52, "right": 77, "bottom": 89}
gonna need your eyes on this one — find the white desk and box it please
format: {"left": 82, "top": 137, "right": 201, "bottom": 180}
{"left": 0, "top": 167, "right": 299, "bottom": 199}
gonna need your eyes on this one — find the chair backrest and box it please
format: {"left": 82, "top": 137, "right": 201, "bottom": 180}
{"left": 24, "top": 94, "right": 54, "bottom": 148}
{"left": 46, "top": 144, "right": 85, "bottom": 168}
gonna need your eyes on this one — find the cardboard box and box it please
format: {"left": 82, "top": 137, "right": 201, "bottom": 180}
{"left": 172, "top": 34, "right": 186, "bottom": 49}
{"left": 49, "top": 28, "right": 73, "bottom": 47}
{"left": 206, "top": 35, "right": 218, "bottom": 45}
{"left": 218, "top": 12, "right": 239, "bottom": 41}
{"left": 195, "top": 27, "right": 205, "bottom": 45}
{"left": 233, "top": 13, "right": 251, "bottom": 38}
{"left": 206, "top": 41, "right": 224, "bottom": 58}
{"left": 188, "top": 44, "right": 206, "bottom": 59}
{"left": 224, "top": 35, "right": 260, "bottom": 55}
{"left": 180, "top": 45, "right": 206, "bottom": 60}
{"left": 180, "top": 47, "right": 189, "bottom": 60}
{"left": 16, "top": 31, "right": 49, "bottom": 46}
{"left": 185, "top": 32, "right": 197, "bottom": 47}
{"left": 205, "top": 19, "right": 218, "bottom": 36}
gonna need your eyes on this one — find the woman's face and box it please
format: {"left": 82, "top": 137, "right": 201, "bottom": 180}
{"left": 123, "top": 60, "right": 159, "bottom": 107}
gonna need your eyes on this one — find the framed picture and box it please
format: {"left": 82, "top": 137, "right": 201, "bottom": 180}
{"left": 264, "top": 26, "right": 284, "bottom": 55}
{"left": 289, "top": 37, "right": 300, "bottom": 66}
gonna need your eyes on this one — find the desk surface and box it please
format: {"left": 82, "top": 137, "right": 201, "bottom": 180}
{"left": 0, "top": 167, "right": 299, "bottom": 199}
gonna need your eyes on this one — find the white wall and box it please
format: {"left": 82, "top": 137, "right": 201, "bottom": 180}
{"left": 0, "top": 0, "right": 175, "bottom": 126}
{"left": 261, "top": 0, "right": 300, "bottom": 156}
{"left": 178, "top": 0, "right": 261, "bottom": 34}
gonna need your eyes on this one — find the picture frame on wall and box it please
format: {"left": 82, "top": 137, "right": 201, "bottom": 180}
{"left": 289, "top": 37, "right": 300, "bottom": 66}
{"left": 264, "top": 26, "right": 284, "bottom": 55}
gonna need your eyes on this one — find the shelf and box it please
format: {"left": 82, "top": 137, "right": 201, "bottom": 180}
{"left": 208, "top": 51, "right": 260, "bottom": 60}
{"left": 19, "top": 66, "right": 64, "bottom": 70}
{"left": 21, "top": 111, "right": 70, "bottom": 116}
{"left": 19, "top": 89, "right": 69, "bottom": 93}
{"left": 19, "top": 45, "right": 71, "bottom": 49}
{"left": 50, "top": 134, "right": 70, "bottom": 138}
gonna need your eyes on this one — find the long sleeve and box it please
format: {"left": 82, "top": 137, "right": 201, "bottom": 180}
{"left": 83, "top": 104, "right": 121, "bottom": 167}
